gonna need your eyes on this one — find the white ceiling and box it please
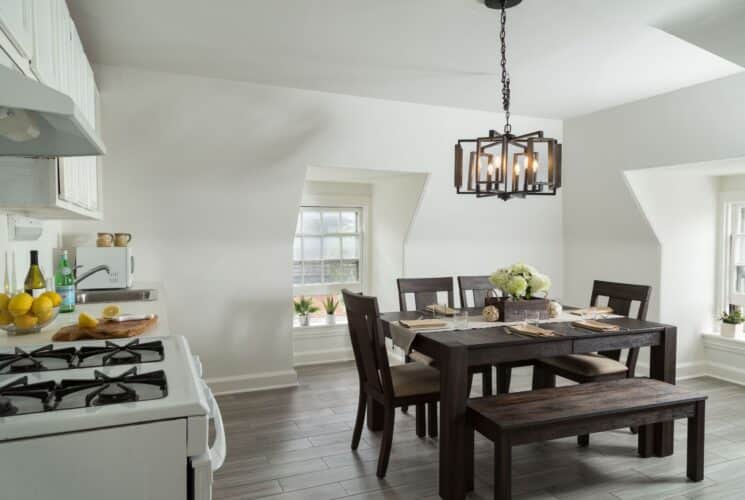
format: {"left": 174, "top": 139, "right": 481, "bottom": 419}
{"left": 67, "top": 0, "right": 744, "bottom": 119}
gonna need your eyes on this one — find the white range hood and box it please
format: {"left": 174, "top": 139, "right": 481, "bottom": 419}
{"left": 0, "top": 64, "right": 106, "bottom": 157}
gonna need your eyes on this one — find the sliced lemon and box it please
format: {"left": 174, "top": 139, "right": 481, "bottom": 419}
{"left": 102, "top": 304, "right": 121, "bottom": 319}
{"left": 8, "top": 293, "right": 33, "bottom": 317}
{"left": 78, "top": 312, "right": 99, "bottom": 329}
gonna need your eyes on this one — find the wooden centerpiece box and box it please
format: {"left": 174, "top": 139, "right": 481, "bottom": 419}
{"left": 486, "top": 296, "right": 550, "bottom": 322}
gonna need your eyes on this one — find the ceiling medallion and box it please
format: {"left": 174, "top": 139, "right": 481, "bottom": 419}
{"left": 454, "top": 0, "right": 562, "bottom": 201}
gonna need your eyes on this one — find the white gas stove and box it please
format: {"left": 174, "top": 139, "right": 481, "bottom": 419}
{"left": 0, "top": 336, "right": 225, "bottom": 500}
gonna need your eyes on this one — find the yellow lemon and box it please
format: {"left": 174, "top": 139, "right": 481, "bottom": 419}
{"left": 8, "top": 293, "right": 33, "bottom": 317}
{"left": 31, "top": 296, "right": 53, "bottom": 316}
{"left": 0, "top": 309, "right": 12, "bottom": 326}
{"left": 78, "top": 312, "right": 99, "bottom": 329}
{"left": 0, "top": 293, "right": 9, "bottom": 311}
{"left": 41, "top": 291, "right": 62, "bottom": 307}
{"left": 35, "top": 309, "right": 55, "bottom": 324}
{"left": 102, "top": 304, "right": 121, "bottom": 319}
{"left": 14, "top": 314, "right": 38, "bottom": 330}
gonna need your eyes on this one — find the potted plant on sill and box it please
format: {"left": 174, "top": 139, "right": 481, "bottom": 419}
{"left": 487, "top": 263, "right": 552, "bottom": 322}
{"left": 323, "top": 295, "right": 340, "bottom": 325}
{"left": 720, "top": 309, "right": 744, "bottom": 338}
{"left": 294, "top": 296, "right": 319, "bottom": 327}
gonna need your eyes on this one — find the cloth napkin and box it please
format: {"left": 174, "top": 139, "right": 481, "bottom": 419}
{"left": 569, "top": 306, "right": 614, "bottom": 316}
{"left": 390, "top": 321, "right": 441, "bottom": 353}
{"left": 399, "top": 319, "right": 449, "bottom": 329}
{"left": 507, "top": 323, "right": 560, "bottom": 338}
{"left": 571, "top": 319, "right": 621, "bottom": 332}
{"left": 424, "top": 304, "right": 458, "bottom": 316}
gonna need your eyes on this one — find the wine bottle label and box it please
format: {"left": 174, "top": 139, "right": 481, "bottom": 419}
{"left": 56, "top": 285, "right": 76, "bottom": 310}
{"left": 27, "top": 288, "right": 45, "bottom": 298}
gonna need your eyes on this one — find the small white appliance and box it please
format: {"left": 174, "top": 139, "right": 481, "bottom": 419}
{"left": 0, "top": 336, "right": 225, "bottom": 500}
{"left": 75, "top": 246, "right": 135, "bottom": 289}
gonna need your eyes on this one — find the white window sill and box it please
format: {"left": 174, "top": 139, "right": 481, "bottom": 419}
{"left": 702, "top": 332, "right": 745, "bottom": 354}
{"left": 293, "top": 317, "right": 348, "bottom": 337}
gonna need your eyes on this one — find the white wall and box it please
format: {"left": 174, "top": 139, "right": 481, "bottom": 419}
{"left": 564, "top": 72, "right": 745, "bottom": 375}
{"left": 62, "top": 65, "right": 562, "bottom": 393}
{"left": 0, "top": 213, "right": 61, "bottom": 293}
{"left": 625, "top": 169, "right": 718, "bottom": 371}
{"left": 370, "top": 174, "right": 427, "bottom": 311}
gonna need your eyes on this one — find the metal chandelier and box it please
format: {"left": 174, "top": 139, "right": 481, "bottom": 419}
{"left": 454, "top": 0, "right": 562, "bottom": 201}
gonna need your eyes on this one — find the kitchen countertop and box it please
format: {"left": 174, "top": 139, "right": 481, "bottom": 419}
{"left": 0, "top": 282, "right": 169, "bottom": 347}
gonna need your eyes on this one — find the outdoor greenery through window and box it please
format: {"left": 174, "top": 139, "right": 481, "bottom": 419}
{"left": 726, "top": 203, "right": 745, "bottom": 308}
{"left": 293, "top": 207, "right": 362, "bottom": 286}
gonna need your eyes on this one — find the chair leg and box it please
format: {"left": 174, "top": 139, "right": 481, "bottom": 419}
{"left": 415, "top": 403, "right": 426, "bottom": 438}
{"left": 496, "top": 365, "right": 512, "bottom": 395}
{"left": 482, "top": 366, "right": 493, "bottom": 396}
{"left": 578, "top": 434, "right": 590, "bottom": 447}
{"left": 494, "top": 433, "right": 511, "bottom": 500}
{"left": 427, "top": 401, "right": 437, "bottom": 438}
{"left": 687, "top": 400, "right": 705, "bottom": 482}
{"left": 376, "top": 405, "right": 395, "bottom": 478}
{"left": 351, "top": 390, "right": 366, "bottom": 450}
{"left": 401, "top": 354, "right": 412, "bottom": 414}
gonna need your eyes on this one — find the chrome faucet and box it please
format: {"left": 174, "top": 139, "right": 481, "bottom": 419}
{"left": 75, "top": 265, "right": 111, "bottom": 286}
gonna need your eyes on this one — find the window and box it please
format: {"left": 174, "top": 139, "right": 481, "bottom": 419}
{"left": 293, "top": 206, "right": 363, "bottom": 290}
{"left": 726, "top": 203, "right": 745, "bottom": 307}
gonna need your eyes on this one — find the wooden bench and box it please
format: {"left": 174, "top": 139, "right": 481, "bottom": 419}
{"left": 465, "top": 378, "right": 706, "bottom": 500}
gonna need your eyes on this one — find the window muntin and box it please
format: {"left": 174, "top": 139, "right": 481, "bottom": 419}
{"left": 293, "top": 206, "right": 362, "bottom": 288}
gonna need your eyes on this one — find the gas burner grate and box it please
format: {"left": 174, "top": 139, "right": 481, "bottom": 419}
{"left": 0, "top": 376, "right": 56, "bottom": 416}
{"left": 55, "top": 366, "right": 168, "bottom": 409}
{"left": 0, "top": 345, "right": 76, "bottom": 374}
{"left": 77, "top": 339, "right": 165, "bottom": 368}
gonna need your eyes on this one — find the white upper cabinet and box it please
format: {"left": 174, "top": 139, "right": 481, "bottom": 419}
{"left": 0, "top": 1, "right": 33, "bottom": 60}
{"left": 0, "top": 0, "right": 102, "bottom": 220}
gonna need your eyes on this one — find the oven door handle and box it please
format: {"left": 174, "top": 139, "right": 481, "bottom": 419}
{"left": 201, "top": 380, "right": 226, "bottom": 471}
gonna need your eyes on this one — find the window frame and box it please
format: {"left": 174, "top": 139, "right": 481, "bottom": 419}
{"left": 293, "top": 204, "right": 366, "bottom": 296}
{"left": 722, "top": 199, "right": 745, "bottom": 308}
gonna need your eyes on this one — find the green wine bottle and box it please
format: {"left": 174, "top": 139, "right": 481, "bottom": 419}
{"left": 24, "top": 250, "right": 46, "bottom": 298}
{"left": 55, "top": 251, "right": 75, "bottom": 313}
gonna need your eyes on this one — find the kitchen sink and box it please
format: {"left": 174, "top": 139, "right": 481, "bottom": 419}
{"left": 76, "top": 288, "right": 158, "bottom": 304}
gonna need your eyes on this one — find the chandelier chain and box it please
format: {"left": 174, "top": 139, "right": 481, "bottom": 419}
{"left": 500, "top": 1, "right": 511, "bottom": 134}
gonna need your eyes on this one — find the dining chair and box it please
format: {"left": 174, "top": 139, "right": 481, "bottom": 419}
{"left": 342, "top": 289, "right": 440, "bottom": 477}
{"left": 532, "top": 280, "right": 652, "bottom": 446}
{"left": 457, "top": 275, "right": 534, "bottom": 395}
{"left": 397, "top": 277, "right": 494, "bottom": 398}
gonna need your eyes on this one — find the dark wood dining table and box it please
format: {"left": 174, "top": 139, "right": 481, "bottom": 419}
{"left": 377, "top": 309, "right": 677, "bottom": 500}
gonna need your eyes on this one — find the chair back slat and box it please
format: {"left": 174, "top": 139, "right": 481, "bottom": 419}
{"left": 590, "top": 280, "right": 652, "bottom": 369}
{"left": 457, "top": 275, "right": 497, "bottom": 308}
{"left": 342, "top": 289, "right": 392, "bottom": 397}
{"left": 397, "top": 277, "right": 454, "bottom": 312}
{"left": 590, "top": 280, "right": 651, "bottom": 320}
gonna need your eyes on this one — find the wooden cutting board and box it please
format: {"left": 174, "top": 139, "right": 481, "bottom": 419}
{"left": 52, "top": 316, "right": 158, "bottom": 342}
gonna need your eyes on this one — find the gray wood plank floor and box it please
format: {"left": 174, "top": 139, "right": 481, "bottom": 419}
{"left": 214, "top": 363, "right": 745, "bottom": 500}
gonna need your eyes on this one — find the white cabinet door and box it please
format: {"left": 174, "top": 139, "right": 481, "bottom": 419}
{"left": 31, "top": 0, "right": 61, "bottom": 89}
{"left": 59, "top": 157, "right": 98, "bottom": 211}
{"left": 0, "top": 0, "right": 33, "bottom": 59}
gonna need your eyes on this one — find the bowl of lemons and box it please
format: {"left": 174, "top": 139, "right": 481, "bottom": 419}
{"left": 0, "top": 291, "right": 62, "bottom": 335}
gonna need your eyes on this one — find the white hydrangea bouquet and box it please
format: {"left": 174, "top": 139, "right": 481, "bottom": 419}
{"left": 489, "top": 263, "right": 551, "bottom": 300}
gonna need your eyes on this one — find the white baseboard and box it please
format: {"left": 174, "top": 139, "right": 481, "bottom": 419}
{"left": 294, "top": 347, "right": 354, "bottom": 367}
{"left": 206, "top": 369, "right": 299, "bottom": 395}
{"left": 636, "top": 360, "right": 706, "bottom": 381}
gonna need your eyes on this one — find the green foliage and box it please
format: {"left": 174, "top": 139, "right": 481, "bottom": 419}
{"left": 322, "top": 295, "right": 340, "bottom": 314}
{"left": 489, "top": 262, "right": 552, "bottom": 300}
{"left": 721, "top": 309, "right": 745, "bottom": 324}
{"left": 294, "top": 296, "right": 320, "bottom": 316}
